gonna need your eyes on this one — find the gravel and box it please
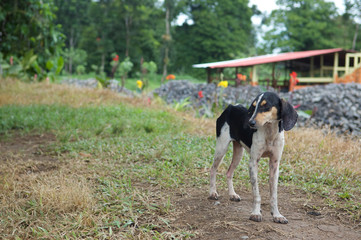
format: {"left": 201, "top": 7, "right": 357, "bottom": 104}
{"left": 153, "top": 80, "right": 361, "bottom": 136}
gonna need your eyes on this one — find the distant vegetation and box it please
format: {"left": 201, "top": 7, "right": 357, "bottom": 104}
{"left": 0, "top": 0, "right": 360, "bottom": 83}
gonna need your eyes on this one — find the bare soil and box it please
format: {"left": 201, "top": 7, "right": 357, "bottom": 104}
{"left": 0, "top": 133, "right": 59, "bottom": 174}
{"left": 1, "top": 133, "right": 360, "bottom": 239}
{"left": 172, "top": 187, "right": 361, "bottom": 239}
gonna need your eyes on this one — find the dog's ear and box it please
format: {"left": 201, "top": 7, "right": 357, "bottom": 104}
{"left": 281, "top": 99, "right": 298, "bottom": 131}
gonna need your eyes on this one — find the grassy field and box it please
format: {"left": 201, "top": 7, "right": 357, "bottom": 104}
{"left": 0, "top": 79, "right": 361, "bottom": 239}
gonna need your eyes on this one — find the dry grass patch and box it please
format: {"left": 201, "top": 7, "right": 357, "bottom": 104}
{"left": 32, "top": 174, "right": 95, "bottom": 214}
{"left": 0, "top": 78, "right": 128, "bottom": 107}
{"left": 285, "top": 127, "right": 361, "bottom": 175}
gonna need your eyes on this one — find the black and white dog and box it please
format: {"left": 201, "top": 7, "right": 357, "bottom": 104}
{"left": 209, "top": 92, "right": 298, "bottom": 224}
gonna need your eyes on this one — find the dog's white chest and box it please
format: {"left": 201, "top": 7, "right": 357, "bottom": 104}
{"left": 252, "top": 127, "right": 284, "bottom": 157}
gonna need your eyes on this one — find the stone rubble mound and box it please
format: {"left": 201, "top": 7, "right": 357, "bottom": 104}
{"left": 153, "top": 80, "right": 361, "bottom": 136}
{"left": 291, "top": 83, "right": 361, "bottom": 135}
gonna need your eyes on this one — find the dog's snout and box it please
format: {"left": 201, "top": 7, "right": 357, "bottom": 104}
{"left": 249, "top": 119, "right": 256, "bottom": 127}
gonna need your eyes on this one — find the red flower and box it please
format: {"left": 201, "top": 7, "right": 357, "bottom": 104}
{"left": 96, "top": 37, "right": 101, "bottom": 42}
{"left": 10, "top": 56, "right": 13, "bottom": 65}
{"left": 290, "top": 71, "right": 297, "bottom": 78}
{"left": 237, "top": 73, "right": 247, "bottom": 81}
{"left": 289, "top": 71, "right": 299, "bottom": 92}
{"left": 166, "top": 74, "right": 176, "bottom": 80}
{"left": 113, "top": 54, "right": 119, "bottom": 62}
{"left": 198, "top": 90, "right": 204, "bottom": 99}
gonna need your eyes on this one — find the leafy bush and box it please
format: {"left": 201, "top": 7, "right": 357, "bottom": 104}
{"left": 76, "top": 65, "right": 86, "bottom": 75}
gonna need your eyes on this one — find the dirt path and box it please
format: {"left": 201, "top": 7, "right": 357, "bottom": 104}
{"left": 172, "top": 186, "right": 361, "bottom": 239}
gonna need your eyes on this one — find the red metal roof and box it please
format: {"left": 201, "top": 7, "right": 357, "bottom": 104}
{"left": 193, "top": 48, "right": 344, "bottom": 69}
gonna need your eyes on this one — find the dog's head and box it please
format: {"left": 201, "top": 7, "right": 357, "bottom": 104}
{"left": 247, "top": 92, "right": 298, "bottom": 131}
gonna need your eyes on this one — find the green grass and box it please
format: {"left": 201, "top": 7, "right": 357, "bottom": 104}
{"left": 0, "top": 104, "right": 182, "bottom": 139}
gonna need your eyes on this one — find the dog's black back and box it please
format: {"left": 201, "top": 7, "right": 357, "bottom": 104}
{"left": 216, "top": 104, "right": 255, "bottom": 149}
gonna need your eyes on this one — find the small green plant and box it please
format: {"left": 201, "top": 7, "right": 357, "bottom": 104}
{"left": 142, "top": 61, "right": 157, "bottom": 89}
{"left": 63, "top": 47, "right": 87, "bottom": 74}
{"left": 76, "top": 65, "right": 86, "bottom": 75}
{"left": 110, "top": 54, "right": 133, "bottom": 90}
{"left": 45, "top": 56, "right": 64, "bottom": 82}
{"left": 172, "top": 97, "right": 191, "bottom": 111}
{"left": 118, "top": 57, "right": 133, "bottom": 90}
{"left": 0, "top": 50, "right": 38, "bottom": 81}
{"left": 337, "top": 191, "right": 352, "bottom": 200}
{"left": 95, "top": 72, "right": 108, "bottom": 88}
{"left": 297, "top": 109, "right": 312, "bottom": 119}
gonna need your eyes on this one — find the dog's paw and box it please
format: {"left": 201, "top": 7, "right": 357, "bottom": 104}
{"left": 208, "top": 192, "right": 219, "bottom": 200}
{"left": 273, "top": 216, "right": 288, "bottom": 224}
{"left": 249, "top": 214, "right": 262, "bottom": 222}
{"left": 229, "top": 194, "right": 241, "bottom": 202}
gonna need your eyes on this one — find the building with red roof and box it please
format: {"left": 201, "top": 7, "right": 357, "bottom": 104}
{"left": 193, "top": 48, "right": 361, "bottom": 90}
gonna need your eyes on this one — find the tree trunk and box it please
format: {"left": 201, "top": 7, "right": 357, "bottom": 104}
{"left": 110, "top": 62, "right": 119, "bottom": 79}
{"left": 101, "top": 53, "right": 105, "bottom": 74}
{"left": 352, "top": 24, "right": 359, "bottom": 51}
{"left": 161, "top": 48, "right": 169, "bottom": 83}
{"left": 69, "top": 55, "right": 73, "bottom": 75}
{"left": 125, "top": 16, "right": 132, "bottom": 57}
{"left": 69, "top": 28, "right": 75, "bottom": 74}
{"left": 161, "top": 7, "right": 171, "bottom": 83}
{"left": 121, "top": 74, "right": 126, "bottom": 92}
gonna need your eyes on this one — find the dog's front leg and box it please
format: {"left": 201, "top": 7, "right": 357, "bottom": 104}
{"left": 269, "top": 154, "right": 288, "bottom": 224}
{"left": 249, "top": 149, "right": 263, "bottom": 222}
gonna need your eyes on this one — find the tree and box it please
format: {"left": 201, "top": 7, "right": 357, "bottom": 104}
{"left": 75, "top": 0, "right": 162, "bottom": 76}
{"left": 115, "top": 0, "right": 162, "bottom": 69}
{"left": 173, "top": 0, "right": 255, "bottom": 74}
{"left": 53, "top": 0, "right": 90, "bottom": 73}
{"left": 263, "top": 0, "right": 339, "bottom": 52}
{"left": 0, "top": 0, "right": 64, "bottom": 67}
{"left": 78, "top": 0, "right": 116, "bottom": 74}
{"left": 344, "top": 0, "right": 361, "bottom": 50}
{"left": 160, "top": 0, "right": 183, "bottom": 82}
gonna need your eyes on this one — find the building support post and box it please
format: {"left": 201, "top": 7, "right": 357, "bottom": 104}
{"left": 345, "top": 54, "right": 350, "bottom": 75}
{"left": 235, "top": 67, "right": 239, "bottom": 86}
{"left": 207, "top": 68, "right": 211, "bottom": 83}
{"left": 252, "top": 65, "right": 258, "bottom": 86}
{"left": 320, "top": 55, "right": 324, "bottom": 77}
{"left": 333, "top": 52, "right": 339, "bottom": 82}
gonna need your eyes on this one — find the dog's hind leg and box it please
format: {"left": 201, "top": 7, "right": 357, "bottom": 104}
{"left": 209, "top": 127, "right": 231, "bottom": 200}
{"left": 226, "top": 141, "right": 244, "bottom": 201}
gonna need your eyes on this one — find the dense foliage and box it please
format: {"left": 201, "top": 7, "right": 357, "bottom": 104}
{"left": 0, "top": 0, "right": 64, "bottom": 80}
{"left": 0, "top": 0, "right": 360, "bottom": 80}
{"left": 263, "top": 0, "right": 361, "bottom": 52}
